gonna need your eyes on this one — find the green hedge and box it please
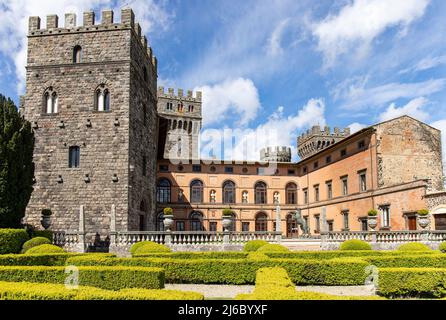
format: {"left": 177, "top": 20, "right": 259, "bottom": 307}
{"left": 132, "top": 242, "right": 171, "bottom": 256}
{"left": 26, "top": 244, "right": 65, "bottom": 254}
{"left": 257, "top": 244, "right": 290, "bottom": 253}
{"left": 21, "top": 237, "right": 52, "bottom": 253}
{"left": 264, "top": 250, "right": 436, "bottom": 260}
{"left": 0, "top": 281, "right": 203, "bottom": 300}
{"left": 66, "top": 256, "right": 369, "bottom": 286}
{"left": 0, "top": 229, "right": 29, "bottom": 254}
{"left": 236, "top": 267, "right": 384, "bottom": 300}
{"left": 243, "top": 240, "right": 269, "bottom": 252}
{"left": 0, "top": 253, "right": 114, "bottom": 266}
{"left": 397, "top": 242, "right": 432, "bottom": 252}
{"left": 364, "top": 254, "right": 446, "bottom": 268}
{"left": 378, "top": 268, "right": 446, "bottom": 298}
{"left": 133, "top": 252, "right": 249, "bottom": 259}
{"left": 340, "top": 240, "right": 372, "bottom": 251}
{"left": 0, "top": 266, "right": 164, "bottom": 290}
{"left": 32, "top": 230, "right": 53, "bottom": 241}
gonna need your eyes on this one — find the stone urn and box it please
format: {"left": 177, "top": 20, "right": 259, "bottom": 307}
{"left": 368, "top": 216, "right": 378, "bottom": 231}
{"left": 41, "top": 215, "right": 52, "bottom": 230}
{"left": 163, "top": 215, "right": 174, "bottom": 232}
{"left": 222, "top": 216, "right": 233, "bottom": 232}
{"left": 417, "top": 214, "right": 431, "bottom": 230}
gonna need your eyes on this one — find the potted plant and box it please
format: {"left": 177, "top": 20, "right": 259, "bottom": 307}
{"left": 41, "top": 209, "right": 53, "bottom": 230}
{"left": 367, "top": 209, "right": 378, "bottom": 231}
{"left": 222, "top": 209, "right": 234, "bottom": 232}
{"left": 163, "top": 207, "right": 174, "bottom": 232}
{"left": 417, "top": 209, "right": 431, "bottom": 230}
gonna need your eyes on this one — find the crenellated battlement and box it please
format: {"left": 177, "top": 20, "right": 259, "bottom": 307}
{"left": 297, "top": 125, "right": 351, "bottom": 160}
{"left": 28, "top": 8, "right": 157, "bottom": 69}
{"left": 260, "top": 146, "right": 292, "bottom": 163}
{"left": 158, "top": 87, "right": 202, "bottom": 102}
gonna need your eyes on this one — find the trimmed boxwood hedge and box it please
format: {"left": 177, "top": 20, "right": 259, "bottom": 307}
{"left": 21, "top": 237, "right": 52, "bottom": 253}
{"left": 0, "top": 253, "right": 115, "bottom": 266}
{"left": 340, "top": 240, "right": 372, "bottom": 251}
{"left": 0, "top": 281, "right": 203, "bottom": 300}
{"left": 364, "top": 254, "right": 446, "bottom": 268}
{"left": 378, "top": 268, "right": 446, "bottom": 298}
{"left": 133, "top": 252, "right": 249, "bottom": 259}
{"left": 257, "top": 244, "right": 290, "bottom": 253}
{"left": 398, "top": 242, "right": 432, "bottom": 252}
{"left": 25, "top": 244, "right": 65, "bottom": 254}
{"left": 66, "top": 255, "right": 369, "bottom": 286}
{"left": 131, "top": 242, "right": 171, "bottom": 256}
{"left": 0, "top": 266, "right": 165, "bottom": 290}
{"left": 264, "top": 250, "right": 436, "bottom": 260}
{"left": 243, "top": 240, "right": 269, "bottom": 252}
{"left": 0, "top": 229, "right": 29, "bottom": 254}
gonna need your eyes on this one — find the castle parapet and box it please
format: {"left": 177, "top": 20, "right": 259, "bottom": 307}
{"left": 158, "top": 87, "right": 202, "bottom": 102}
{"left": 27, "top": 8, "right": 156, "bottom": 70}
{"left": 260, "top": 146, "right": 292, "bottom": 163}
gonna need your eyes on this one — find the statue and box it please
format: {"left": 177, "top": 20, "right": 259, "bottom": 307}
{"left": 210, "top": 190, "right": 216, "bottom": 203}
{"left": 242, "top": 191, "right": 248, "bottom": 203}
{"left": 274, "top": 192, "right": 280, "bottom": 204}
{"left": 292, "top": 209, "right": 310, "bottom": 237}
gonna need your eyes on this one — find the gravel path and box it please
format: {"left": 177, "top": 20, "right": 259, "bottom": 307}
{"left": 165, "top": 284, "right": 376, "bottom": 299}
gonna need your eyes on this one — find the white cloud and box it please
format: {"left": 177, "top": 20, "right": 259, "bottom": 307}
{"left": 379, "top": 97, "right": 430, "bottom": 122}
{"left": 0, "top": 0, "right": 172, "bottom": 94}
{"left": 334, "top": 77, "right": 445, "bottom": 110}
{"left": 312, "top": 0, "right": 430, "bottom": 67}
{"left": 431, "top": 119, "right": 446, "bottom": 182}
{"left": 348, "top": 122, "right": 367, "bottom": 133}
{"left": 400, "top": 54, "right": 446, "bottom": 74}
{"left": 266, "top": 18, "right": 290, "bottom": 56}
{"left": 201, "top": 98, "right": 326, "bottom": 161}
{"left": 195, "top": 78, "right": 261, "bottom": 127}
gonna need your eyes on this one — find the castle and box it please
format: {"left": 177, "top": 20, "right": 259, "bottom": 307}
{"left": 21, "top": 9, "right": 446, "bottom": 240}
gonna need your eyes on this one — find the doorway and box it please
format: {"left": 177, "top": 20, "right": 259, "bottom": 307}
{"left": 407, "top": 216, "right": 417, "bottom": 231}
{"left": 286, "top": 214, "right": 299, "bottom": 238}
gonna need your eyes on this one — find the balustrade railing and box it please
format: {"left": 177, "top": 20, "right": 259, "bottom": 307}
{"left": 53, "top": 231, "right": 81, "bottom": 247}
{"left": 325, "top": 230, "right": 446, "bottom": 243}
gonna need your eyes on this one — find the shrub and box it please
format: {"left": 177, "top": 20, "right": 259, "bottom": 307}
{"left": 378, "top": 268, "right": 446, "bottom": 298}
{"left": 364, "top": 254, "right": 446, "bottom": 268}
{"left": 439, "top": 242, "right": 446, "bottom": 253}
{"left": 243, "top": 240, "right": 269, "bottom": 252}
{"left": 21, "top": 237, "right": 51, "bottom": 253}
{"left": 0, "top": 253, "right": 112, "bottom": 267}
{"left": 32, "top": 230, "right": 53, "bottom": 242}
{"left": 340, "top": 240, "right": 372, "bottom": 251}
{"left": 41, "top": 209, "right": 52, "bottom": 216}
{"left": 133, "top": 242, "right": 171, "bottom": 256}
{"left": 0, "top": 229, "right": 29, "bottom": 254}
{"left": 368, "top": 210, "right": 378, "bottom": 217}
{"left": 257, "top": 244, "right": 290, "bottom": 253}
{"left": 163, "top": 207, "right": 173, "bottom": 216}
{"left": 417, "top": 209, "right": 429, "bottom": 216}
{"left": 397, "top": 242, "right": 431, "bottom": 252}
{"left": 0, "top": 266, "right": 165, "bottom": 290}
{"left": 0, "top": 281, "right": 203, "bottom": 300}
{"left": 264, "top": 250, "right": 435, "bottom": 260}
{"left": 67, "top": 256, "right": 369, "bottom": 286}
{"left": 133, "top": 252, "right": 248, "bottom": 259}
{"left": 222, "top": 208, "right": 234, "bottom": 217}
{"left": 25, "top": 244, "right": 65, "bottom": 254}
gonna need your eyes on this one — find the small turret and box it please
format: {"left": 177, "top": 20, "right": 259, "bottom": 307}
{"left": 260, "top": 146, "right": 292, "bottom": 163}
{"left": 297, "top": 126, "right": 350, "bottom": 160}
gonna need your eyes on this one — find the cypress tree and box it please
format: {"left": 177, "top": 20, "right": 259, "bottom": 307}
{"left": 0, "top": 94, "right": 35, "bottom": 228}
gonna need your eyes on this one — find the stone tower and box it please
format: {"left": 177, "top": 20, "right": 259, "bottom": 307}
{"left": 260, "top": 146, "right": 292, "bottom": 163}
{"left": 157, "top": 87, "right": 202, "bottom": 161}
{"left": 297, "top": 126, "right": 350, "bottom": 160}
{"left": 22, "top": 8, "right": 158, "bottom": 237}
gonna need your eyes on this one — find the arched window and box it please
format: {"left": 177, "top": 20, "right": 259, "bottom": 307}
{"left": 157, "top": 179, "right": 171, "bottom": 203}
{"left": 286, "top": 183, "right": 298, "bottom": 204}
{"left": 255, "top": 182, "right": 267, "bottom": 204}
{"left": 223, "top": 181, "right": 236, "bottom": 204}
{"left": 188, "top": 105, "right": 194, "bottom": 112}
{"left": 178, "top": 104, "right": 183, "bottom": 112}
{"left": 190, "top": 211, "right": 204, "bottom": 231}
{"left": 95, "top": 84, "right": 110, "bottom": 112}
{"left": 255, "top": 212, "right": 268, "bottom": 232}
{"left": 73, "top": 45, "right": 82, "bottom": 63}
{"left": 43, "top": 88, "right": 58, "bottom": 114}
{"left": 190, "top": 180, "right": 204, "bottom": 204}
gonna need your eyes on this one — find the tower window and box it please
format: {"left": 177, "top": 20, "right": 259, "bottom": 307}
{"left": 73, "top": 45, "right": 82, "bottom": 63}
{"left": 166, "top": 102, "right": 173, "bottom": 111}
{"left": 178, "top": 104, "right": 183, "bottom": 112}
{"left": 188, "top": 105, "right": 194, "bottom": 112}
{"left": 68, "top": 146, "right": 80, "bottom": 168}
{"left": 95, "top": 85, "right": 110, "bottom": 112}
{"left": 43, "top": 88, "right": 58, "bottom": 114}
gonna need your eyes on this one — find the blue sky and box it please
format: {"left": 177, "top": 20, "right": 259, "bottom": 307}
{"left": 0, "top": 0, "right": 445, "bottom": 164}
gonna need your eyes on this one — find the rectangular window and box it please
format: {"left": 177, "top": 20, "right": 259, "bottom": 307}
{"left": 315, "top": 215, "right": 320, "bottom": 233}
{"left": 210, "top": 222, "right": 217, "bottom": 232}
{"left": 225, "top": 167, "right": 234, "bottom": 174}
{"left": 380, "top": 206, "right": 391, "bottom": 228}
{"left": 328, "top": 220, "right": 334, "bottom": 232}
{"left": 69, "top": 146, "right": 80, "bottom": 168}
{"left": 242, "top": 222, "right": 250, "bottom": 232}
{"left": 314, "top": 161, "right": 319, "bottom": 169}
{"left": 359, "top": 171, "right": 367, "bottom": 192}
{"left": 341, "top": 176, "right": 348, "bottom": 196}
{"left": 342, "top": 211, "right": 350, "bottom": 231}
{"left": 314, "top": 185, "right": 320, "bottom": 202}
{"left": 360, "top": 218, "right": 368, "bottom": 231}
{"left": 302, "top": 166, "right": 308, "bottom": 174}
{"left": 303, "top": 188, "right": 309, "bottom": 204}
{"left": 159, "top": 165, "right": 169, "bottom": 172}
{"left": 176, "top": 221, "right": 185, "bottom": 232}
{"left": 288, "top": 169, "right": 296, "bottom": 176}
{"left": 326, "top": 181, "right": 333, "bottom": 199}
{"left": 166, "top": 102, "right": 173, "bottom": 111}
{"left": 358, "top": 140, "right": 366, "bottom": 149}
{"left": 326, "top": 155, "right": 332, "bottom": 164}
{"left": 341, "top": 149, "right": 347, "bottom": 157}
{"left": 192, "top": 165, "right": 202, "bottom": 173}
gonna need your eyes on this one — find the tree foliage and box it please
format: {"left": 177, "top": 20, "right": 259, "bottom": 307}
{"left": 0, "top": 94, "right": 35, "bottom": 228}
